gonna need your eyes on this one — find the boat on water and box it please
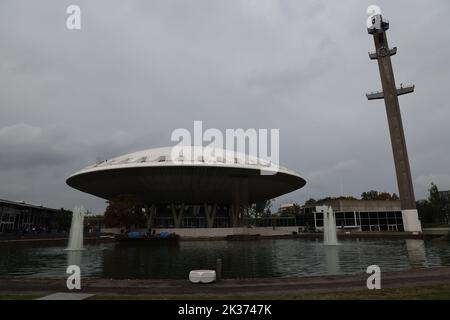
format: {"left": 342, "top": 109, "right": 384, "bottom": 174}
{"left": 115, "top": 231, "right": 180, "bottom": 242}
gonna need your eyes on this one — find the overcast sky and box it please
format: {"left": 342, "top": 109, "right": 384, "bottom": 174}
{"left": 1, "top": 0, "right": 449, "bottom": 213}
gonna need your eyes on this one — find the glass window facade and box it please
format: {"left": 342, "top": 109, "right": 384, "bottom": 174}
{"left": 358, "top": 211, "right": 403, "bottom": 232}
{"left": 144, "top": 204, "right": 405, "bottom": 232}
{"left": 303, "top": 208, "right": 404, "bottom": 232}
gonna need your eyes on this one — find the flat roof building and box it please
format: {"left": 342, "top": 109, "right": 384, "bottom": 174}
{"left": 300, "top": 199, "right": 404, "bottom": 232}
{"left": 439, "top": 190, "right": 450, "bottom": 202}
{"left": 0, "top": 199, "right": 70, "bottom": 234}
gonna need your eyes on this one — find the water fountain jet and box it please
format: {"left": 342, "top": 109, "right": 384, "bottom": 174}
{"left": 323, "top": 206, "right": 338, "bottom": 246}
{"left": 66, "top": 206, "right": 85, "bottom": 251}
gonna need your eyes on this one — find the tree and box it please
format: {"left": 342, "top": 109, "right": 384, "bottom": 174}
{"left": 85, "top": 215, "right": 105, "bottom": 232}
{"left": 377, "top": 192, "right": 393, "bottom": 200}
{"left": 263, "top": 199, "right": 274, "bottom": 216}
{"left": 335, "top": 196, "right": 358, "bottom": 201}
{"left": 428, "top": 183, "right": 441, "bottom": 204}
{"left": 361, "top": 190, "right": 379, "bottom": 200}
{"left": 49, "top": 209, "right": 72, "bottom": 232}
{"left": 428, "top": 183, "right": 446, "bottom": 224}
{"left": 417, "top": 182, "right": 449, "bottom": 225}
{"left": 313, "top": 196, "right": 357, "bottom": 204}
{"left": 250, "top": 202, "right": 266, "bottom": 218}
{"left": 250, "top": 200, "right": 274, "bottom": 218}
{"left": 104, "top": 195, "right": 146, "bottom": 229}
{"left": 280, "top": 203, "right": 302, "bottom": 216}
{"left": 417, "top": 199, "right": 434, "bottom": 224}
{"left": 361, "top": 191, "right": 399, "bottom": 201}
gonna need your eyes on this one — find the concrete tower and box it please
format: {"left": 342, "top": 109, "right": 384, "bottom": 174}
{"left": 366, "top": 6, "right": 422, "bottom": 232}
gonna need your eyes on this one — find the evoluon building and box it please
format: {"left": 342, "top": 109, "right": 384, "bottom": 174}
{"left": 67, "top": 146, "right": 306, "bottom": 233}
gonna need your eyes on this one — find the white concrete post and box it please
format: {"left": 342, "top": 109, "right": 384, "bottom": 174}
{"left": 171, "top": 203, "right": 185, "bottom": 228}
{"left": 204, "top": 203, "right": 217, "bottom": 228}
{"left": 402, "top": 209, "right": 422, "bottom": 233}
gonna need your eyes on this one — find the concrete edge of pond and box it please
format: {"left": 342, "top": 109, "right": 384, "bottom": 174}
{"left": 1, "top": 231, "right": 441, "bottom": 244}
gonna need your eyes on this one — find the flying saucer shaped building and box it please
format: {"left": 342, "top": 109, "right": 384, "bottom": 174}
{"left": 67, "top": 146, "right": 306, "bottom": 228}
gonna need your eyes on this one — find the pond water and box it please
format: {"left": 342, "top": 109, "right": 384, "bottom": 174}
{"left": 1, "top": 238, "right": 449, "bottom": 279}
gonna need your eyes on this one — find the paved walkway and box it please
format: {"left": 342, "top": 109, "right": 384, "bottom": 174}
{"left": 1, "top": 267, "right": 450, "bottom": 297}
{"left": 36, "top": 293, "right": 95, "bottom": 300}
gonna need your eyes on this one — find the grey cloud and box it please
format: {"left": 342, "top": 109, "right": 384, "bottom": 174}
{"left": 0, "top": 0, "right": 449, "bottom": 212}
{"left": 0, "top": 124, "right": 74, "bottom": 169}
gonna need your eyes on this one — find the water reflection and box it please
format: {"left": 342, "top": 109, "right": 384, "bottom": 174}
{"left": 66, "top": 250, "right": 83, "bottom": 271}
{"left": 405, "top": 239, "right": 428, "bottom": 267}
{"left": 0, "top": 238, "right": 449, "bottom": 279}
{"left": 324, "top": 245, "right": 340, "bottom": 274}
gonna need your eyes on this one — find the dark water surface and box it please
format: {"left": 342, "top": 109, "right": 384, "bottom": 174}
{"left": 1, "top": 238, "right": 450, "bottom": 279}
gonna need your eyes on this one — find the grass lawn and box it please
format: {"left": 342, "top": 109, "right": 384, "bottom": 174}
{"left": 91, "top": 284, "right": 450, "bottom": 300}
{"left": 0, "top": 294, "right": 43, "bottom": 300}
{"left": 1, "top": 284, "right": 449, "bottom": 300}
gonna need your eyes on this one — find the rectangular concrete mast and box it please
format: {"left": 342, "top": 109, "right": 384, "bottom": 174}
{"left": 366, "top": 10, "right": 421, "bottom": 232}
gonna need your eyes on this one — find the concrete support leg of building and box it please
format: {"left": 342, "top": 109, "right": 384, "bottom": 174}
{"left": 204, "top": 203, "right": 217, "bottom": 228}
{"left": 230, "top": 205, "right": 237, "bottom": 227}
{"left": 192, "top": 205, "right": 200, "bottom": 217}
{"left": 171, "top": 203, "right": 185, "bottom": 228}
{"left": 231, "top": 204, "right": 244, "bottom": 227}
{"left": 146, "top": 204, "right": 156, "bottom": 229}
{"left": 402, "top": 209, "right": 422, "bottom": 232}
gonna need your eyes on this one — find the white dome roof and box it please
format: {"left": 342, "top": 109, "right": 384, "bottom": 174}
{"left": 67, "top": 146, "right": 306, "bottom": 204}
{"left": 70, "top": 146, "right": 299, "bottom": 178}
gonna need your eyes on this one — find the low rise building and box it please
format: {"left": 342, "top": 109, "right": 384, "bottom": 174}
{"left": 0, "top": 199, "right": 71, "bottom": 234}
{"left": 300, "top": 199, "right": 403, "bottom": 232}
{"left": 439, "top": 190, "right": 450, "bottom": 202}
